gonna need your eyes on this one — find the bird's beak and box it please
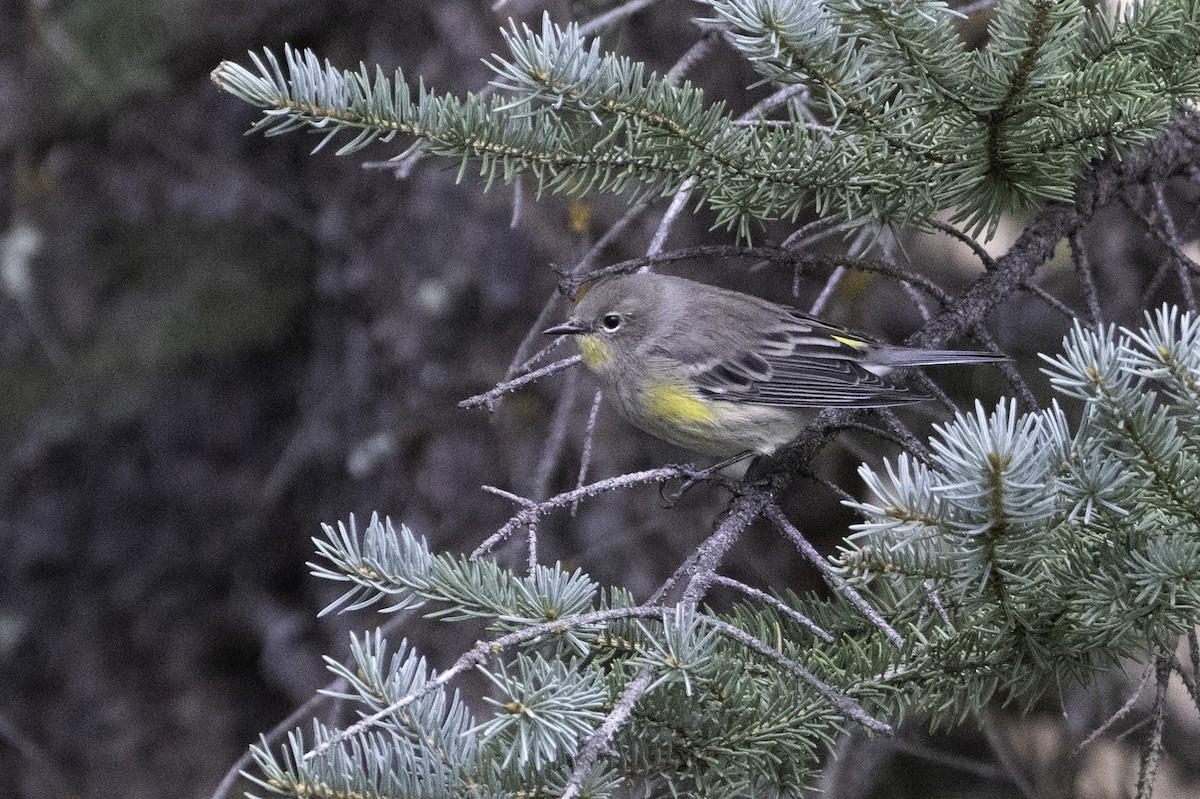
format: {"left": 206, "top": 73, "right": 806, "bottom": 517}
{"left": 543, "top": 320, "right": 588, "bottom": 336}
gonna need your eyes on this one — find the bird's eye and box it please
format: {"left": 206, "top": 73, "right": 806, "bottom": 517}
{"left": 600, "top": 314, "right": 622, "bottom": 332}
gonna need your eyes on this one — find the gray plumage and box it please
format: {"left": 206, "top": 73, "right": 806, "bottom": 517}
{"left": 545, "top": 272, "right": 1007, "bottom": 456}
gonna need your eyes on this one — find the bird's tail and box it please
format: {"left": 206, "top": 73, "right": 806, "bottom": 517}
{"left": 870, "top": 347, "right": 1010, "bottom": 367}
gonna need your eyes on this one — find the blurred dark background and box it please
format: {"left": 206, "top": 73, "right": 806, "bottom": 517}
{"left": 2, "top": 2, "right": 1197, "bottom": 798}
{"left": 0, "top": 3, "right": 757, "bottom": 796}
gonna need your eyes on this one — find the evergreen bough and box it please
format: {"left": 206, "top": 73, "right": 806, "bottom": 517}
{"left": 235, "top": 307, "right": 1200, "bottom": 798}
{"left": 211, "top": 1, "right": 1200, "bottom": 238}
{"left": 209, "top": 1, "right": 1200, "bottom": 796}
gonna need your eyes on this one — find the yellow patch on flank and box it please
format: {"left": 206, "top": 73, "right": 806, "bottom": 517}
{"left": 832, "top": 334, "right": 868, "bottom": 349}
{"left": 578, "top": 336, "right": 612, "bottom": 369}
{"left": 645, "top": 383, "right": 716, "bottom": 423}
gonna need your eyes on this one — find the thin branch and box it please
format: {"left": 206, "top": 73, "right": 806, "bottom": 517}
{"left": 460, "top": 355, "right": 582, "bottom": 412}
{"left": 930, "top": 218, "right": 996, "bottom": 270}
{"left": 807, "top": 265, "right": 845, "bottom": 316}
{"left": 1068, "top": 229, "right": 1102, "bottom": 326}
{"left": 1149, "top": 181, "right": 1198, "bottom": 312}
{"left": 889, "top": 735, "right": 1007, "bottom": 780}
{"left": 579, "top": 0, "right": 660, "bottom": 36}
{"left": 572, "top": 389, "right": 605, "bottom": 516}
{"left": 780, "top": 216, "right": 843, "bottom": 253}
{"left": 955, "top": 0, "right": 1000, "bottom": 15}
{"left": 874, "top": 409, "right": 934, "bottom": 462}
{"left": 646, "top": 177, "right": 695, "bottom": 257}
{"left": 210, "top": 686, "right": 341, "bottom": 799}
{"left": 1168, "top": 653, "right": 1198, "bottom": 710}
{"left": 509, "top": 174, "right": 525, "bottom": 229}
{"left": 505, "top": 294, "right": 570, "bottom": 382}
{"left": 474, "top": 465, "right": 699, "bottom": 558}
{"left": 681, "top": 489, "right": 772, "bottom": 606}
{"left": 711, "top": 574, "right": 834, "bottom": 642}
{"left": 1134, "top": 656, "right": 1171, "bottom": 799}
{"left": 532, "top": 367, "right": 579, "bottom": 501}
{"left": 645, "top": 483, "right": 770, "bottom": 606}
{"left": 569, "top": 245, "right": 952, "bottom": 305}
{"left": 739, "top": 82, "right": 811, "bottom": 124}
{"left": 765, "top": 502, "right": 905, "bottom": 650}
{"left": 1021, "top": 280, "right": 1077, "bottom": 320}
{"left": 666, "top": 31, "right": 718, "bottom": 86}
{"left": 922, "top": 580, "right": 953, "bottom": 626}
{"left": 573, "top": 201, "right": 652, "bottom": 278}
{"left": 559, "top": 665, "right": 656, "bottom": 799}
{"left": 699, "top": 616, "right": 893, "bottom": 734}
{"left": 526, "top": 515, "right": 540, "bottom": 578}
{"left": 968, "top": 324, "right": 1035, "bottom": 411}
{"left": 1077, "top": 660, "right": 1154, "bottom": 752}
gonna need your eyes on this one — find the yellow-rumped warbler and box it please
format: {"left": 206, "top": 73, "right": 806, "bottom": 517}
{"left": 544, "top": 272, "right": 1007, "bottom": 458}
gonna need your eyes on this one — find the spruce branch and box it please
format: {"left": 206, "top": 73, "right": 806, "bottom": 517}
{"left": 213, "top": 9, "right": 1200, "bottom": 798}
{"left": 250, "top": 299, "right": 1200, "bottom": 795}
{"left": 213, "top": 6, "right": 1199, "bottom": 238}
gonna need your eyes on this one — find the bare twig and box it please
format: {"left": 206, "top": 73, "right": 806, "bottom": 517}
{"left": 572, "top": 389, "right": 605, "bottom": 516}
{"left": 579, "top": 0, "right": 660, "bottom": 36}
{"left": 474, "top": 465, "right": 702, "bottom": 558}
{"left": 573, "top": 201, "right": 651, "bottom": 278}
{"left": 666, "top": 31, "right": 718, "bottom": 86}
{"left": 647, "top": 178, "right": 696, "bottom": 257}
{"left": 874, "top": 409, "right": 934, "bottom": 462}
{"left": 1134, "top": 656, "right": 1171, "bottom": 799}
{"left": 711, "top": 574, "right": 834, "bottom": 642}
{"left": 1068, "top": 229, "right": 1102, "bottom": 327}
{"left": 1076, "top": 660, "right": 1154, "bottom": 752}
{"left": 210, "top": 687, "right": 340, "bottom": 799}
{"left": 700, "top": 616, "right": 892, "bottom": 734}
{"left": 460, "top": 355, "right": 582, "bottom": 412}
{"left": 808, "top": 265, "right": 845, "bottom": 316}
{"left": 922, "top": 580, "right": 952, "bottom": 626}
{"left": 889, "top": 735, "right": 1007, "bottom": 780}
{"left": 739, "top": 83, "right": 812, "bottom": 125}
{"left": 1021, "top": 280, "right": 1077, "bottom": 320}
{"left": 567, "top": 245, "right": 953, "bottom": 305}
{"left": 681, "top": 489, "right": 772, "bottom": 605}
{"left": 532, "top": 367, "right": 579, "bottom": 501}
{"left": 930, "top": 217, "right": 996, "bottom": 270}
{"left": 505, "top": 293, "right": 572, "bottom": 384}
{"left": 559, "top": 665, "right": 656, "bottom": 799}
{"left": 968, "top": 324, "right": 1035, "bottom": 410}
{"left": 765, "top": 502, "right": 905, "bottom": 650}
{"left": 1168, "top": 652, "right": 1199, "bottom": 714}
{"left": 1149, "top": 181, "right": 1199, "bottom": 312}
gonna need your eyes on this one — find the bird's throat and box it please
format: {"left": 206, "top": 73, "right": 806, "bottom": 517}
{"left": 578, "top": 335, "right": 613, "bottom": 369}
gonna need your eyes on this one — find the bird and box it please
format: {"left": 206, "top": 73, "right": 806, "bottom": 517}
{"left": 543, "top": 271, "right": 1007, "bottom": 459}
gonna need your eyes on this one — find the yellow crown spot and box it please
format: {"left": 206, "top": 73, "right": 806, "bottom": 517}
{"left": 578, "top": 335, "right": 612, "bottom": 369}
{"left": 831, "top": 334, "right": 868, "bottom": 349}
{"left": 645, "top": 383, "right": 715, "bottom": 423}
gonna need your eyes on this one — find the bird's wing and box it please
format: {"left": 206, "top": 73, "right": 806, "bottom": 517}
{"left": 689, "top": 309, "right": 929, "bottom": 408}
